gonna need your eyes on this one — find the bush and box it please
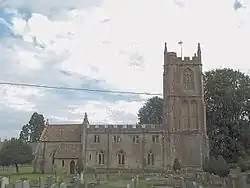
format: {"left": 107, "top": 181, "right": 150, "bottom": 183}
{"left": 237, "top": 157, "right": 248, "bottom": 172}
{"left": 172, "top": 158, "right": 181, "bottom": 172}
{"left": 202, "top": 157, "right": 210, "bottom": 172}
{"left": 204, "top": 156, "right": 230, "bottom": 177}
{"left": 229, "top": 163, "right": 238, "bottom": 169}
{"left": 215, "top": 155, "right": 230, "bottom": 177}
{"left": 207, "top": 156, "right": 217, "bottom": 174}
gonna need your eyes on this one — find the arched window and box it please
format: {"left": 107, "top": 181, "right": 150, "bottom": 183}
{"left": 117, "top": 150, "right": 125, "bottom": 165}
{"left": 191, "top": 100, "right": 198, "bottom": 130}
{"left": 147, "top": 152, "right": 155, "bottom": 166}
{"left": 181, "top": 100, "right": 189, "bottom": 130}
{"left": 97, "top": 150, "right": 105, "bottom": 165}
{"left": 183, "top": 68, "right": 194, "bottom": 91}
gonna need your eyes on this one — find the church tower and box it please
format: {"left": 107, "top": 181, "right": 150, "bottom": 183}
{"left": 163, "top": 43, "right": 209, "bottom": 167}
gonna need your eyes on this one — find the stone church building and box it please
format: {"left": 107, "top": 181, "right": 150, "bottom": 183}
{"left": 33, "top": 43, "right": 209, "bottom": 174}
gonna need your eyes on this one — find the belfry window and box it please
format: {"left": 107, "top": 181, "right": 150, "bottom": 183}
{"left": 183, "top": 68, "right": 194, "bottom": 91}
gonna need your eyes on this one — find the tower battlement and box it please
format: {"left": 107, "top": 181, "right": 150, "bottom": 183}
{"left": 166, "top": 52, "right": 200, "bottom": 64}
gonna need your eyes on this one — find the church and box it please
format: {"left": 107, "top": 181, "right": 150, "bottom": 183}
{"left": 33, "top": 43, "right": 209, "bottom": 174}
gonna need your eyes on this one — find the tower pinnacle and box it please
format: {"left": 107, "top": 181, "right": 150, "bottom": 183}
{"left": 164, "top": 43, "right": 167, "bottom": 53}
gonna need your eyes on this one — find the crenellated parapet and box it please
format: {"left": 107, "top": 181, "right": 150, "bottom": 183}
{"left": 86, "top": 124, "right": 164, "bottom": 133}
{"left": 166, "top": 52, "right": 200, "bottom": 65}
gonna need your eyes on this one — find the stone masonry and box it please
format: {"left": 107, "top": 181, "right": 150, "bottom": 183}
{"left": 33, "top": 43, "right": 209, "bottom": 174}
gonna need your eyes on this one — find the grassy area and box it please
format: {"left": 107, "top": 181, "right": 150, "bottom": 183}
{"left": 0, "top": 165, "right": 54, "bottom": 183}
{"left": 0, "top": 165, "right": 166, "bottom": 188}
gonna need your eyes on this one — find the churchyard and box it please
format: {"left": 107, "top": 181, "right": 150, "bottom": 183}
{"left": 0, "top": 165, "right": 250, "bottom": 188}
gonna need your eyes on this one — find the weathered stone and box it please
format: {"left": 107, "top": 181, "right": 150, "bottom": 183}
{"left": 33, "top": 43, "right": 209, "bottom": 174}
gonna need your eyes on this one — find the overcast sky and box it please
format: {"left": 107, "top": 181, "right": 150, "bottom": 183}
{"left": 0, "top": 0, "right": 249, "bottom": 139}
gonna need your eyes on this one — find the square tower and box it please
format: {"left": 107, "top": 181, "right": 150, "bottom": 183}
{"left": 163, "top": 43, "right": 209, "bottom": 168}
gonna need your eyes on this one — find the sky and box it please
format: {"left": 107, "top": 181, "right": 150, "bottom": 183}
{"left": 0, "top": 0, "right": 249, "bottom": 139}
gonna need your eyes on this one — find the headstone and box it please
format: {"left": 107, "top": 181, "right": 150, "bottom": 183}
{"left": 127, "top": 184, "right": 131, "bottom": 188}
{"left": 5, "top": 184, "right": 14, "bottom": 188}
{"left": 168, "top": 174, "right": 173, "bottom": 185}
{"left": 39, "top": 177, "right": 45, "bottom": 188}
{"left": 51, "top": 183, "right": 57, "bottom": 188}
{"left": 180, "top": 177, "right": 186, "bottom": 188}
{"left": 46, "top": 176, "right": 53, "bottom": 187}
{"left": 15, "top": 180, "right": 23, "bottom": 188}
{"left": 23, "top": 180, "right": 29, "bottom": 188}
{"left": 1, "top": 177, "right": 9, "bottom": 188}
{"left": 246, "top": 173, "right": 250, "bottom": 184}
{"left": 80, "top": 173, "right": 84, "bottom": 184}
{"left": 60, "top": 183, "right": 67, "bottom": 188}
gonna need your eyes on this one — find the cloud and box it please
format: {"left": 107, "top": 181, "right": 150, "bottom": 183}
{"left": 0, "top": 0, "right": 250, "bottom": 138}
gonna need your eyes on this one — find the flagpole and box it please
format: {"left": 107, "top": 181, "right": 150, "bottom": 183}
{"left": 178, "top": 41, "right": 183, "bottom": 59}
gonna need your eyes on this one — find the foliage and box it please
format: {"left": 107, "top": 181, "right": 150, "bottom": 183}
{"left": 19, "top": 112, "right": 46, "bottom": 142}
{"left": 237, "top": 157, "right": 248, "bottom": 172}
{"left": 172, "top": 158, "right": 181, "bottom": 172}
{"left": 76, "top": 158, "right": 84, "bottom": 174}
{"left": 204, "top": 69, "right": 250, "bottom": 162}
{"left": 0, "top": 139, "right": 33, "bottom": 173}
{"left": 138, "top": 97, "right": 163, "bottom": 124}
{"left": 202, "top": 157, "right": 210, "bottom": 172}
{"left": 215, "top": 156, "right": 230, "bottom": 177}
{"left": 204, "top": 156, "right": 229, "bottom": 177}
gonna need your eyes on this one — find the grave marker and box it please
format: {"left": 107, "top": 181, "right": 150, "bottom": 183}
{"left": 23, "top": 180, "right": 29, "bottom": 188}
{"left": 1, "top": 177, "right": 9, "bottom": 188}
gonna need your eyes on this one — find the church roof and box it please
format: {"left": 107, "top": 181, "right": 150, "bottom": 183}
{"left": 40, "top": 124, "right": 81, "bottom": 142}
{"left": 54, "top": 143, "right": 81, "bottom": 159}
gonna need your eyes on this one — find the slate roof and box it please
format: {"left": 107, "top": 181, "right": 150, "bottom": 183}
{"left": 40, "top": 124, "right": 81, "bottom": 142}
{"left": 54, "top": 142, "right": 81, "bottom": 159}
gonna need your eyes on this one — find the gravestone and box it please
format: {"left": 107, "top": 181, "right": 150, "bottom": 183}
{"left": 1, "top": 177, "right": 9, "bottom": 188}
{"left": 15, "top": 180, "right": 23, "bottom": 188}
{"left": 23, "top": 180, "right": 29, "bottom": 188}
{"left": 46, "top": 176, "right": 53, "bottom": 187}
{"left": 180, "top": 177, "right": 185, "bottom": 188}
{"left": 5, "top": 184, "right": 14, "bottom": 188}
{"left": 246, "top": 173, "right": 250, "bottom": 184}
{"left": 39, "top": 177, "right": 45, "bottom": 188}
{"left": 80, "top": 173, "right": 83, "bottom": 184}
{"left": 60, "top": 183, "right": 67, "bottom": 188}
{"left": 51, "top": 183, "right": 57, "bottom": 188}
{"left": 127, "top": 184, "right": 130, "bottom": 188}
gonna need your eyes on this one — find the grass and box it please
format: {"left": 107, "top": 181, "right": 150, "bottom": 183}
{"left": 0, "top": 165, "right": 167, "bottom": 188}
{"left": 0, "top": 165, "right": 54, "bottom": 183}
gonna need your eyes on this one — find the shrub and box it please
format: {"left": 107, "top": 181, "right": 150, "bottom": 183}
{"left": 237, "top": 157, "right": 248, "bottom": 172}
{"left": 202, "top": 157, "right": 210, "bottom": 172}
{"left": 208, "top": 156, "right": 217, "bottom": 174}
{"left": 229, "top": 163, "right": 238, "bottom": 169}
{"left": 172, "top": 158, "right": 181, "bottom": 172}
{"left": 215, "top": 155, "right": 230, "bottom": 177}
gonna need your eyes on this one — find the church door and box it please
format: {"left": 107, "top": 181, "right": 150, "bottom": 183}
{"left": 69, "top": 160, "right": 75, "bottom": 174}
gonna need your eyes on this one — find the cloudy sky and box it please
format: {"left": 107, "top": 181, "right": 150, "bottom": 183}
{"left": 0, "top": 0, "right": 249, "bottom": 138}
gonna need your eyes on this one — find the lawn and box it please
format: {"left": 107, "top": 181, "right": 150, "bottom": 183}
{"left": 0, "top": 165, "right": 54, "bottom": 183}
{"left": 0, "top": 165, "right": 166, "bottom": 188}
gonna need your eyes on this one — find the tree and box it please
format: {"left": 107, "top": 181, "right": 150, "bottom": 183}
{"left": 204, "top": 69, "right": 250, "bottom": 162}
{"left": 138, "top": 97, "right": 163, "bottom": 124}
{"left": 0, "top": 139, "right": 33, "bottom": 173}
{"left": 19, "top": 112, "right": 45, "bottom": 142}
